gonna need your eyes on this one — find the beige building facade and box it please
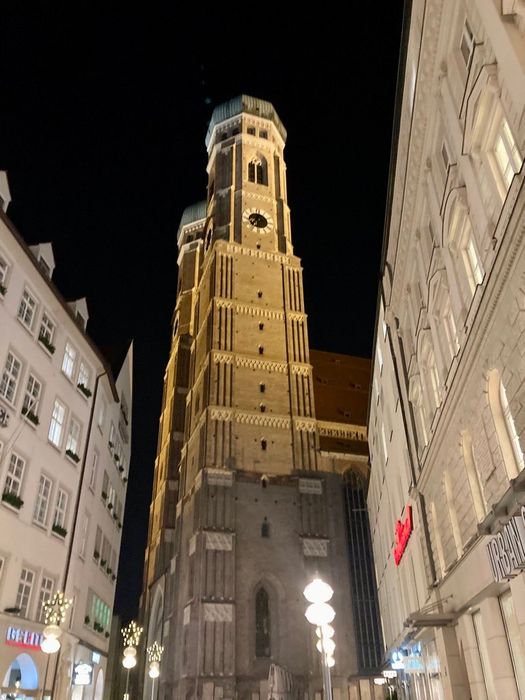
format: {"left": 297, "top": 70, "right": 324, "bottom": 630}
{"left": 0, "top": 180, "right": 132, "bottom": 700}
{"left": 140, "top": 97, "right": 384, "bottom": 700}
{"left": 368, "top": 1, "right": 525, "bottom": 699}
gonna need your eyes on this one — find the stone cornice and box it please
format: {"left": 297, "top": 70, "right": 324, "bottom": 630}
{"left": 317, "top": 420, "right": 368, "bottom": 442}
{"left": 387, "top": 0, "right": 444, "bottom": 308}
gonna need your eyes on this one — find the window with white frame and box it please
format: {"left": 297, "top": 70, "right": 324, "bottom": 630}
{"left": 420, "top": 335, "right": 441, "bottom": 411}
{"left": 33, "top": 474, "right": 53, "bottom": 526}
{"left": 53, "top": 488, "right": 68, "bottom": 529}
{"left": 460, "top": 19, "right": 475, "bottom": 68}
{"left": 39, "top": 313, "right": 55, "bottom": 346}
{"left": 17, "top": 289, "right": 38, "bottom": 331}
{"left": 79, "top": 513, "right": 89, "bottom": 559}
{"left": 23, "top": 374, "right": 42, "bottom": 418}
{"left": 5, "top": 453, "right": 25, "bottom": 498}
{"left": 89, "top": 590, "right": 111, "bottom": 633}
{"left": 94, "top": 526, "right": 102, "bottom": 558}
{"left": 109, "top": 422, "right": 116, "bottom": 448}
{"left": 97, "top": 398, "right": 106, "bottom": 431}
{"left": 89, "top": 451, "right": 98, "bottom": 491}
{"left": 0, "top": 254, "right": 9, "bottom": 290}
{"left": 37, "top": 576, "right": 55, "bottom": 622}
{"left": 48, "top": 399, "right": 66, "bottom": 447}
{"left": 65, "top": 418, "right": 81, "bottom": 457}
{"left": 492, "top": 116, "right": 522, "bottom": 193}
{"left": 102, "top": 471, "right": 109, "bottom": 499}
{"left": 447, "top": 202, "right": 483, "bottom": 298}
{"left": 409, "top": 375, "right": 429, "bottom": 450}
{"left": 16, "top": 568, "right": 35, "bottom": 617}
{"left": 61, "top": 342, "right": 77, "bottom": 379}
{"left": 77, "top": 362, "right": 91, "bottom": 391}
{"left": 0, "top": 351, "right": 22, "bottom": 404}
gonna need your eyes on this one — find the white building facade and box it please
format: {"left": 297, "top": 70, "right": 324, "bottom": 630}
{"left": 0, "top": 179, "right": 132, "bottom": 700}
{"left": 368, "top": 2, "right": 525, "bottom": 699}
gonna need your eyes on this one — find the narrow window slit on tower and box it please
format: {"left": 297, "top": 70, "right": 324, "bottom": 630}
{"left": 260, "top": 383, "right": 266, "bottom": 393}
{"left": 257, "top": 290, "right": 263, "bottom": 298}
{"left": 261, "top": 517, "right": 270, "bottom": 536}
{"left": 260, "top": 404, "right": 266, "bottom": 413}
{"left": 259, "top": 346, "right": 264, "bottom": 355}
{"left": 261, "top": 439, "right": 267, "bottom": 450}
{"left": 259, "top": 322, "right": 264, "bottom": 330}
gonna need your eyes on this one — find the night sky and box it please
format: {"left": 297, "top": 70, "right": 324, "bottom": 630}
{"left": 1, "top": 6, "right": 404, "bottom": 621}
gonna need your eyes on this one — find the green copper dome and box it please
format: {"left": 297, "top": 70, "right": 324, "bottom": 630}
{"left": 205, "top": 95, "right": 286, "bottom": 147}
{"left": 177, "top": 201, "right": 207, "bottom": 243}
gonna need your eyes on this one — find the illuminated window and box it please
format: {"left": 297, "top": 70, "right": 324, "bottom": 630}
{"left": 248, "top": 158, "right": 267, "bottom": 185}
{"left": 493, "top": 117, "right": 521, "bottom": 191}
{"left": 65, "top": 418, "right": 81, "bottom": 456}
{"left": 39, "top": 313, "right": 55, "bottom": 347}
{"left": 461, "top": 431, "right": 486, "bottom": 522}
{"left": 0, "top": 253, "right": 9, "bottom": 289}
{"left": 447, "top": 202, "right": 483, "bottom": 298}
{"left": 62, "top": 342, "right": 77, "bottom": 379}
{"left": 48, "top": 399, "right": 66, "bottom": 447}
{"left": 89, "top": 451, "right": 99, "bottom": 491}
{"left": 488, "top": 369, "right": 524, "bottom": 479}
{"left": 247, "top": 127, "right": 256, "bottom": 135}
{"left": 77, "top": 362, "right": 91, "bottom": 393}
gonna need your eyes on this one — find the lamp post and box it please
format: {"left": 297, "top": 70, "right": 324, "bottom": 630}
{"left": 303, "top": 578, "right": 335, "bottom": 700}
{"left": 40, "top": 591, "right": 73, "bottom": 700}
{"left": 146, "top": 642, "right": 164, "bottom": 700}
{"left": 121, "top": 621, "right": 143, "bottom": 700}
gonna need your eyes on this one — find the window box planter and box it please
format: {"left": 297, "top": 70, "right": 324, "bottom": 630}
{"left": 118, "top": 466, "right": 124, "bottom": 473}
{"left": 77, "top": 383, "right": 92, "bottom": 398}
{"left": 2, "top": 490, "right": 23, "bottom": 509}
{"left": 108, "top": 441, "right": 114, "bottom": 450}
{"left": 106, "top": 567, "right": 112, "bottom": 575}
{"left": 113, "top": 454, "right": 119, "bottom": 464}
{"left": 107, "top": 503, "right": 113, "bottom": 511}
{"left": 52, "top": 523, "right": 67, "bottom": 538}
{"left": 111, "top": 574, "right": 116, "bottom": 581}
{"left": 94, "top": 622, "right": 103, "bottom": 633}
{"left": 84, "top": 615, "right": 90, "bottom": 625}
{"left": 94, "top": 550, "right": 100, "bottom": 560}
{"left": 100, "top": 559, "right": 107, "bottom": 567}
{"left": 0, "top": 283, "right": 7, "bottom": 296}
{"left": 21, "top": 407, "right": 39, "bottom": 425}
{"left": 123, "top": 477, "right": 128, "bottom": 484}
{"left": 38, "top": 334, "right": 56, "bottom": 354}
{"left": 104, "top": 631, "right": 110, "bottom": 638}
{"left": 117, "top": 522, "right": 122, "bottom": 530}
{"left": 113, "top": 513, "right": 118, "bottom": 521}
{"left": 65, "top": 449, "right": 80, "bottom": 463}
{"left": 101, "top": 491, "right": 107, "bottom": 501}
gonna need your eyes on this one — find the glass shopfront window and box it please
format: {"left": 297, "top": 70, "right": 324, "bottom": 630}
{"left": 500, "top": 591, "right": 525, "bottom": 699}
{"left": 473, "top": 610, "right": 497, "bottom": 699}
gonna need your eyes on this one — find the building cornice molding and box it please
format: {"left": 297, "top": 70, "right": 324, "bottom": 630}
{"left": 317, "top": 420, "right": 368, "bottom": 442}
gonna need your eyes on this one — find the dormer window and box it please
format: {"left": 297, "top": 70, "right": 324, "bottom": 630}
{"left": 76, "top": 312, "right": 86, "bottom": 330}
{"left": 38, "top": 257, "right": 51, "bottom": 278}
{"left": 259, "top": 130, "right": 268, "bottom": 139}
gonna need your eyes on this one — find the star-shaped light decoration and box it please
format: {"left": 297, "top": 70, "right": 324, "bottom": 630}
{"left": 146, "top": 641, "right": 164, "bottom": 663}
{"left": 43, "top": 591, "right": 73, "bottom": 626}
{"left": 121, "top": 620, "right": 143, "bottom": 648}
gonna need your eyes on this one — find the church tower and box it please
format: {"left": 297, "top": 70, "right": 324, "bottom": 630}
{"left": 141, "top": 96, "right": 365, "bottom": 700}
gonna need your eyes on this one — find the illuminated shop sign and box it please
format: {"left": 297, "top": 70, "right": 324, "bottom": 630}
{"left": 486, "top": 505, "right": 525, "bottom": 582}
{"left": 393, "top": 505, "right": 413, "bottom": 566}
{"left": 6, "top": 627, "right": 43, "bottom": 650}
{"left": 73, "top": 663, "right": 93, "bottom": 686}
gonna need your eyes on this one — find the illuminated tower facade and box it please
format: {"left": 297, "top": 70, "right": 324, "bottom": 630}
{"left": 141, "top": 96, "right": 378, "bottom": 700}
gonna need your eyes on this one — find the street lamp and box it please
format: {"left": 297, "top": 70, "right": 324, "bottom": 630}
{"left": 147, "top": 642, "right": 164, "bottom": 700}
{"left": 303, "top": 578, "right": 335, "bottom": 700}
{"left": 121, "top": 621, "right": 143, "bottom": 700}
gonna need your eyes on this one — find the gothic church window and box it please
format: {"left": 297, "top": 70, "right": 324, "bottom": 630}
{"left": 255, "top": 588, "right": 271, "bottom": 657}
{"left": 248, "top": 158, "right": 267, "bottom": 185}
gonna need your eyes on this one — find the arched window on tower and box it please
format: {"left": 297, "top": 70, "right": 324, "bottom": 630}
{"left": 255, "top": 588, "right": 270, "bottom": 657}
{"left": 488, "top": 369, "right": 525, "bottom": 479}
{"left": 248, "top": 158, "right": 267, "bottom": 185}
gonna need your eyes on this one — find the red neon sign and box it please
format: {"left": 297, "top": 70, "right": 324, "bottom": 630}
{"left": 393, "top": 506, "right": 413, "bottom": 566}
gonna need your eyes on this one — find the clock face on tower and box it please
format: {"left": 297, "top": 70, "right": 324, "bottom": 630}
{"left": 242, "top": 207, "right": 274, "bottom": 234}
